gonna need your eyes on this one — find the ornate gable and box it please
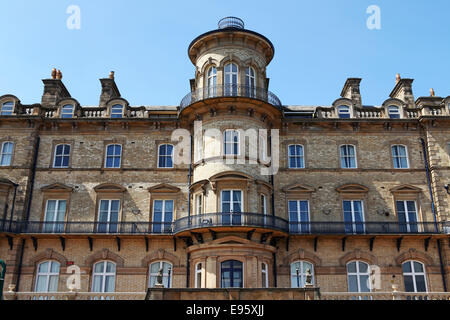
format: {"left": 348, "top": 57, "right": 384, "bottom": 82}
{"left": 282, "top": 183, "right": 315, "bottom": 193}
{"left": 390, "top": 184, "right": 422, "bottom": 194}
{"left": 148, "top": 183, "right": 181, "bottom": 194}
{"left": 41, "top": 183, "right": 73, "bottom": 193}
{"left": 93, "top": 183, "right": 126, "bottom": 193}
{"left": 336, "top": 184, "right": 369, "bottom": 194}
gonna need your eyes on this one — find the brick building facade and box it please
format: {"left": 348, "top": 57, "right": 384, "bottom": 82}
{"left": 0, "top": 17, "right": 449, "bottom": 299}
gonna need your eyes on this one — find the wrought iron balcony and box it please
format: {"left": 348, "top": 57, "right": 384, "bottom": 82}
{"left": 0, "top": 218, "right": 447, "bottom": 236}
{"left": 173, "top": 212, "right": 289, "bottom": 234}
{"left": 179, "top": 85, "right": 283, "bottom": 112}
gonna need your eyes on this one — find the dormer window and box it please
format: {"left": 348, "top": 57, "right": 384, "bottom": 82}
{"left": 388, "top": 106, "right": 401, "bottom": 119}
{"left": 111, "top": 104, "right": 124, "bottom": 118}
{"left": 61, "top": 105, "right": 74, "bottom": 118}
{"left": 224, "top": 63, "right": 238, "bottom": 96}
{"left": 338, "top": 106, "right": 351, "bottom": 118}
{"left": 1, "top": 101, "right": 14, "bottom": 115}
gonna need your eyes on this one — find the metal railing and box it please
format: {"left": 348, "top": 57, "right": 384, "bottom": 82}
{"left": 174, "top": 212, "right": 289, "bottom": 233}
{"left": 321, "top": 292, "right": 450, "bottom": 301}
{"left": 0, "top": 218, "right": 446, "bottom": 236}
{"left": 179, "top": 85, "right": 283, "bottom": 111}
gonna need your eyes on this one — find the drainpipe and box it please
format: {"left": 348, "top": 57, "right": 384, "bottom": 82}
{"left": 186, "top": 253, "right": 191, "bottom": 288}
{"left": 8, "top": 183, "right": 18, "bottom": 232}
{"left": 420, "top": 138, "right": 447, "bottom": 292}
{"left": 0, "top": 259, "right": 6, "bottom": 300}
{"left": 16, "top": 136, "right": 40, "bottom": 291}
{"left": 272, "top": 253, "right": 277, "bottom": 288}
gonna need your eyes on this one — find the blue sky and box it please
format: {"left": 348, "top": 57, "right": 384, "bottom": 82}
{"left": 0, "top": 0, "right": 449, "bottom": 106}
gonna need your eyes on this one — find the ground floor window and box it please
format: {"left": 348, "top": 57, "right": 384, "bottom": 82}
{"left": 290, "top": 261, "right": 314, "bottom": 288}
{"left": 403, "top": 261, "right": 427, "bottom": 292}
{"left": 221, "top": 260, "right": 243, "bottom": 288}
{"left": 149, "top": 261, "right": 172, "bottom": 288}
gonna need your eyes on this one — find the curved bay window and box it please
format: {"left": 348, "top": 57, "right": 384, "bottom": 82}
{"left": 207, "top": 67, "right": 217, "bottom": 98}
{"left": 35, "top": 261, "right": 60, "bottom": 292}
{"left": 224, "top": 63, "right": 238, "bottom": 96}
{"left": 221, "top": 260, "right": 243, "bottom": 288}
{"left": 221, "top": 190, "right": 242, "bottom": 225}
{"left": 245, "top": 67, "right": 256, "bottom": 98}
{"left": 149, "top": 261, "right": 172, "bottom": 288}
{"left": 290, "top": 261, "right": 314, "bottom": 288}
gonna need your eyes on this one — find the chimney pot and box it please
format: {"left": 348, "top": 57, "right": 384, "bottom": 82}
{"left": 430, "top": 88, "right": 435, "bottom": 97}
{"left": 56, "top": 70, "right": 63, "bottom": 80}
{"left": 51, "top": 68, "right": 57, "bottom": 80}
{"left": 109, "top": 71, "right": 115, "bottom": 79}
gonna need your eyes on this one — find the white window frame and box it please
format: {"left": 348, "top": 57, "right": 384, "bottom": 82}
{"left": 223, "top": 129, "right": 240, "bottom": 156}
{"left": 152, "top": 199, "right": 174, "bottom": 233}
{"left": 195, "top": 262, "right": 203, "bottom": 288}
{"left": 245, "top": 67, "right": 256, "bottom": 97}
{"left": 388, "top": 105, "right": 401, "bottom": 119}
{"left": 91, "top": 261, "right": 116, "bottom": 293}
{"left": 338, "top": 105, "right": 351, "bottom": 118}
{"left": 340, "top": 144, "right": 357, "bottom": 169}
{"left": 1, "top": 101, "right": 14, "bottom": 115}
{"left": 288, "top": 144, "right": 305, "bottom": 169}
{"left": 392, "top": 145, "right": 409, "bottom": 169}
{"left": 347, "top": 261, "right": 371, "bottom": 293}
{"left": 260, "top": 194, "right": 267, "bottom": 215}
{"left": 207, "top": 67, "right": 217, "bottom": 98}
{"left": 110, "top": 104, "right": 124, "bottom": 118}
{"left": 104, "top": 144, "right": 122, "bottom": 169}
{"left": 290, "top": 261, "right": 314, "bottom": 288}
{"left": 402, "top": 261, "right": 428, "bottom": 293}
{"left": 224, "top": 63, "right": 239, "bottom": 96}
{"left": 61, "top": 104, "right": 74, "bottom": 118}
{"left": 53, "top": 144, "right": 71, "bottom": 168}
{"left": 35, "top": 261, "right": 60, "bottom": 293}
{"left": 0, "top": 141, "right": 14, "bottom": 166}
{"left": 220, "top": 190, "right": 242, "bottom": 213}
{"left": 261, "top": 262, "right": 269, "bottom": 288}
{"left": 97, "top": 199, "right": 120, "bottom": 233}
{"left": 343, "top": 200, "right": 365, "bottom": 234}
{"left": 195, "top": 194, "right": 203, "bottom": 215}
{"left": 149, "top": 261, "right": 173, "bottom": 288}
{"left": 288, "top": 200, "right": 311, "bottom": 233}
{"left": 396, "top": 200, "right": 419, "bottom": 233}
{"left": 157, "top": 144, "right": 174, "bottom": 168}
{"left": 43, "top": 199, "right": 66, "bottom": 233}
{"left": 220, "top": 260, "right": 244, "bottom": 288}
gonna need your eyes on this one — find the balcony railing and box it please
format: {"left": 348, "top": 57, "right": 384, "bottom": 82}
{"left": 0, "top": 218, "right": 447, "bottom": 236}
{"left": 173, "top": 212, "right": 289, "bottom": 233}
{"left": 179, "top": 85, "right": 283, "bottom": 111}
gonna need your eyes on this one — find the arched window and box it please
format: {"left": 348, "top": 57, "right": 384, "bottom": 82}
{"left": 223, "top": 129, "right": 240, "bottom": 156}
{"left": 53, "top": 144, "right": 71, "bottom": 168}
{"left": 392, "top": 145, "right": 409, "bottom": 169}
{"left": 340, "top": 145, "right": 357, "bottom": 169}
{"left": 221, "top": 260, "right": 243, "bottom": 288}
{"left": 61, "top": 104, "right": 74, "bottom": 118}
{"left": 261, "top": 262, "right": 269, "bottom": 288}
{"left": 35, "top": 261, "right": 60, "bottom": 292}
{"left": 338, "top": 106, "right": 351, "bottom": 119}
{"left": 291, "top": 261, "right": 314, "bottom": 288}
{"left": 111, "top": 104, "right": 124, "bottom": 118}
{"left": 195, "top": 262, "right": 203, "bottom": 288}
{"left": 149, "top": 261, "right": 172, "bottom": 288}
{"left": 347, "top": 261, "right": 371, "bottom": 293}
{"left": 92, "top": 261, "right": 116, "bottom": 293}
{"left": 105, "top": 144, "right": 122, "bottom": 168}
{"left": 1, "top": 101, "right": 14, "bottom": 115}
{"left": 0, "top": 141, "right": 14, "bottom": 166}
{"left": 158, "top": 144, "right": 174, "bottom": 168}
{"left": 245, "top": 67, "right": 256, "bottom": 98}
{"left": 388, "top": 106, "right": 401, "bottom": 119}
{"left": 224, "top": 63, "right": 238, "bottom": 96}
{"left": 207, "top": 67, "right": 217, "bottom": 98}
{"left": 288, "top": 145, "right": 304, "bottom": 169}
{"left": 402, "top": 261, "right": 427, "bottom": 292}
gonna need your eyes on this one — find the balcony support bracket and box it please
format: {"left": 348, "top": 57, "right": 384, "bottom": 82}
{"left": 369, "top": 237, "right": 375, "bottom": 252}
{"left": 173, "top": 237, "right": 176, "bottom": 251}
{"left": 208, "top": 229, "right": 217, "bottom": 240}
{"left": 247, "top": 229, "right": 256, "bottom": 241}
{"left": 6, "top": 235, "right": 13, "bottom": 250}
{"left": 424, "top": 237, "right": 431, "bottom": 252}
{"left": 88, "top": 237, "right": 93, "bottom": 252}
{"left": 191, "top": 232, "right": 203, "bottom": 244}
{"left": 260, "top": 232, "right": 272, "bottom": 244}
{"left": 59, "top": 237, "right": 66, "bottom": 251}
{"left": 31, "top": 237, "right": 38, "bottom": 251}
{"left": 286, "top": 236, "right": 289, "bottom": 251}
{"left": 314, "top": 237, "right": 318, "bottom": 252}
{"left": 342, "top": 237, "right": 346, "bottom": 252}
{"left": 397, "top": 237, "right": 403, "bottom": 252}
{"left": 180, "top": 236, "right": 193, "bottom": 247}
{"left": 116, "top": 237, "right": 121, "bottom": 252}
{"left": 145, "top": 237, "right": 149, "bottom": 252}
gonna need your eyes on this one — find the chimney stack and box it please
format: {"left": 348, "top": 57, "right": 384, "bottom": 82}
{"left": 99, "top": 71, "right": 121, "bottom": 107}
{"left": 389, "top": 74, "right": 415, "bottom": 108}
{"left": 340, "top": 78, "right": 362, "bottom": 108}
{"left": 41, "top": 68, "right": 71, "bottom": 107}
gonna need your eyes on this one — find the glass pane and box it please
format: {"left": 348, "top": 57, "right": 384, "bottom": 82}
{"left": 415, "top": 276, "right": 427, "bottom": 292}
{"left": 222, "top": 191, "right": 230, "bottom": 202}
{"left": 45, "top": 201, "right": 56, "bottom": 222}
{"left": 48, "top": 275, "right": 59, "bottom": 292}
{"left": 106, "top": 262, "right": 116, "bottom": 273}
{"left": 105, "top": 276, "right": 115, "bottom": 292}
{"left": 404, "top": 275, "right": 414, "bottom": 292}
{"left": 92, "top": 275, "right": 103, "bottom": 292}
{"left": 347, "top": 262, "right": 356, "bottom": 273}
{"left": 360, "top": 275, "right": 370, "bottom": 292}
{"left": 150, "top": 263, "right": 160, "bottom": 274}
{"left": 50, "top": 261, "right": 60, "bottom": 273}
{"left": 402, "top": 262, "right": 412, "bottom": 273}
{"left": 39, "top": 262, "right": 49, "bottom": 273}
{"left": 413, "top": 262, "right": 424, "bottom": 273}
{"left": 348, "top": 275, "right": 358, "bottom": 292}
{"left": 35, "top": 276, "right": 47, "bottom": 292}
{"left": 359, "top": 262, "right": 368, "bottom": 273}
{"left": 94, "top": 262, "right": 104, "bottom": 273}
